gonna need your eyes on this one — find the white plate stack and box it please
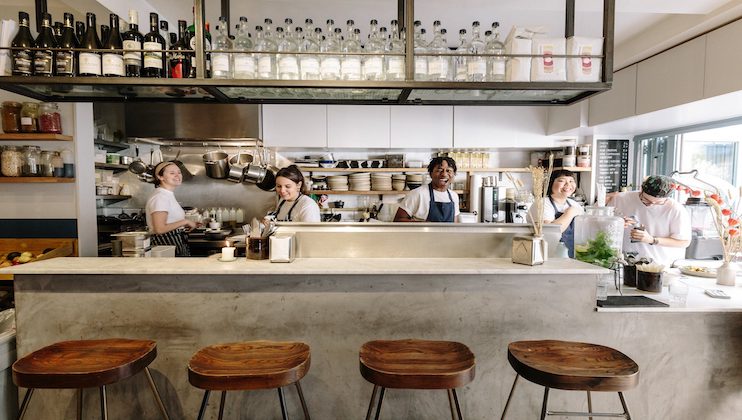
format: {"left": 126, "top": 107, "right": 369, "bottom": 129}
{"left": 327, "top": 175, "right": 349, "bottom": 191}
{"left": 392, "top": 174, "right": 407, "bottom": 191}
{"left": 371, "top": 173, "right": 392, "bottom": 191}
{"left": 349, "top": 172, "right": 371, "bottom": 191}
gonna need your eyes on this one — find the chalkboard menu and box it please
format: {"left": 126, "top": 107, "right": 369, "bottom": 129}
{"left": 595, "top": 139, "right": 630, "bottom": 193}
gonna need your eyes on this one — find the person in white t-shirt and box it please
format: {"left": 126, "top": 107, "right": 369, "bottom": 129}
{"left": 145, "top": 161, "right": 198, "bottom": 256}
{"left": 608, "top": 175, "right": 691, "bottom": 267}
{"left": 529, "top": 169, "right": 585, "bottom": 257}
{"left": 394, "top": 157, "right": 460, "bottom": 222}
{"left": 267, "top": 165, "right": 320, "bottom": 222}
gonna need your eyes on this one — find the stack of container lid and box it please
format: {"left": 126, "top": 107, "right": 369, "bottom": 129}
{"left": 112, "top": 231, "right": 152, "bottom": 257}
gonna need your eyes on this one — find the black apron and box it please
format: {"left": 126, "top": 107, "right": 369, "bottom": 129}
{"left": 549, "top": 196, "right": 575, "bottom": 258}
{"left": 270, "top": 194, "right": 303, "bottom": 222}
{"left": 426, "top": 184, "right": 455, "bottom": 222}
{"left": 151, "top": 227, "right": 191, "bottom": 257}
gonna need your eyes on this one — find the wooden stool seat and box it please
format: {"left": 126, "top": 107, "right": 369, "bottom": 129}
{"left": 13, "top": 338, "right": 157, "bottom": 389}
{"left": 507, "top": 340, "right": 639, "bottom": 392}
{"left": 360, "top": 339, "right": 475, "bottom": 390}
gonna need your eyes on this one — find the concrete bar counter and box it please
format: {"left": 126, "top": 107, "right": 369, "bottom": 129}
{"left": 3, "top": 224, "right": 742, "bottom": 419}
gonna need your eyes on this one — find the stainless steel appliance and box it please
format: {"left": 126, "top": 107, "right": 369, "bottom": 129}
{"left": 480, "top": 176, "right": 507, "bottom": 223}
{"left": 684, "top": 197, "right": 723, "bottom": 259}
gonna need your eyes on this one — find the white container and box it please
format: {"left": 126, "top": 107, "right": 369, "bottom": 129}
{"left": 505, "top": 28, "right": 532, "bottom": 82}
{"left": 531, "top": 37, "right": 567, "bottom": 81}
{"left": 458, "top": 212, "right": 478, "bottom": 223}
{"left": 270, "top": 234, "right": 295, "bottom": 263}
{"left": 151, "top": 245, "right": 175, "bottom": 258}
{"left": 566, "top": 36, "right": 603, "bottom": 82}
{"left": 112, "top": 231, "right": 151, "bottom": 250}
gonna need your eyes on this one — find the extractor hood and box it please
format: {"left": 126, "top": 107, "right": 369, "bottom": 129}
{"left": 124, "top": 103, "right": 261, "bottom": 144}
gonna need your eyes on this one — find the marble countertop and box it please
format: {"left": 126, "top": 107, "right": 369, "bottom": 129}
{"left": 1, "top": 256, "right": 608, "bottom": 276}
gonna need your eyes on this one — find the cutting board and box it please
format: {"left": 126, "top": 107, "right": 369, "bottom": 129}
{"left": 597, "top": 295, "right": 669, "bottom": 308}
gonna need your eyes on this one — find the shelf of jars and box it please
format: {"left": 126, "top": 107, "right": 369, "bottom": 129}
{"left": 0, "top": 133, "right": 72, "bottom": 141}
{"left": 0, "top": 177, "right": 74, "bottom": 183}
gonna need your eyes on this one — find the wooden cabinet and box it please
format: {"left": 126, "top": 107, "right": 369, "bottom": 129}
{"left": 262, "top": 104, "right": 327, "bottom": 148}
{"left": 327, "top": 106, "right": 390, "bottom": 148}
{"left": 390, "top": 107, "right": 453, "bottom": 148}
{"left": 588, "top": 65, "right": 637, "bottom": 126}
{"left": 704, "top": 19, "right": 742, "bottom": 99}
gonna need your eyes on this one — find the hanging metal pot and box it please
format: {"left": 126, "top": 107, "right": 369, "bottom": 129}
{"left": 227, "top": 150, "right": 253, "bottom": 183}
{"left": 202, "top": 151, "right": 229, "bottom": 179}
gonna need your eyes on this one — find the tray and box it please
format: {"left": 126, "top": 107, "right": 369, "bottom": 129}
{"left": 678, "top": 266, "right": 716, "bottom": 278}
{"left": 597, "top": 295, "right": 669, "bottom": 308}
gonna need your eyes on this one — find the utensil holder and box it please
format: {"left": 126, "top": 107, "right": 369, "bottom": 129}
{"left": 637, "top": 271, "right": 662, "bottom": 293}
{"left": 247, "top": 237, "right": 269, "bottom": 260}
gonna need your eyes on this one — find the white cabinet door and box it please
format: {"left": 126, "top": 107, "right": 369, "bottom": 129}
{"left": 453, "top": 106, "right": 549, "bottom": 148}
{"left": 390, "top": 106, "right": 453, "bottom": 148}
{"left": 636, "top": 36, "right": 706, "bottom": 115}
{"left": 262, "top": 105, "right": 327, "bottom": 148}
{"left": 588, "top": 65, "right": 637, "bottom": 126}
{"left": 327, "top": 106, "right": 390, "bottom": 148}
{"left": 704, "top": 19, "right": 742, "bottom": 99}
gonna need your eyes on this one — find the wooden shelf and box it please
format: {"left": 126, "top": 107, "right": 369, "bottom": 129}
{"left": 96, "top": 195, "right": 132, "bottom": 201}
{"left": 0, "top": 133, "right": 72, "bottom": 141}
{"left": 94, "top": 139, "right": 128, "bottom": 152}
{"left": 301, "top": 166, "right": 591, "bottom": 173}
{"left": 311, "top": 189, "right": 465, "bottom": 195}
{"left": 95, "top": 162, "right": 129, "bottom": 173}
{"left": 0, "top": 177, "right": 74, "bottom": 183}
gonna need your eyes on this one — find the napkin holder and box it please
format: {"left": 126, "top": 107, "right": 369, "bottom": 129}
{"left": 270, "top": 234, "right": 295, "bottom": 263}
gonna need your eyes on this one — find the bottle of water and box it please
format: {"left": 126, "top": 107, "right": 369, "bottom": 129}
{"left": 320, "top": 25, "right": 341, "bottom": 80}
{"left": 362, "top": 19, "right": 384, "bottom": 80}
{"left": 211, "top": 17, "right": 233, "bottom": 79}
{"left": 298, "top": 27, "right": 320, "bottom": 80}
{"left": 341, "top": 21, "right": 361, "bottom": 80}
{"left": 413, "top": 21, "right": 428, "bottom": 80}
{"left": 466, "top": 21, "right": 486, "bottom": 81}
{"left": 454, "top": 29, "right": 468, "bottom": 81}
{"left": 386, "top": 20, "right": 405, "bottom": 81}
{"left": 486, "top": 22, "right": 506, "bottom": 81}
{"left": 233, "top": 17, "right": 256, "bottom": 79}
{"left": 276, "top": 27, "right": 299, "bottom": 79}
{"left": 427, "top": 20, "right": 450, "bottom": 81}
{"left": 254, "top": 25, "right": 276, "bottom": 79}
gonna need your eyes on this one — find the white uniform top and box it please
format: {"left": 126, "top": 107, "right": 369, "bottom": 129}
{"left": 145, "top": 187, "right": 186, "bottom": 231}
{"left": 275, "top": 194, "right": 321, "bottom": 222}
{"left": 611, "top": 191, "right": 692, "bottom": 267}
{"left": 528, "top": 197, "right": 585, "bottom": 223}
{"left": 398, "top": 183, "right": 460, "bottom": 221}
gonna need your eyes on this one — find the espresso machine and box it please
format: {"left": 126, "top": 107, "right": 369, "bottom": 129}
{"left": 480, "top": 176, "right": 508, "bottom": 223}
{"left": 684, "top": 197, "right": 723, "bottom": 259}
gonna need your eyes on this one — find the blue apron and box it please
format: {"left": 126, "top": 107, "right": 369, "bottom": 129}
{"left": 550, "top": 197, "right": 575, "bottom": 258}
{"left": 427, "top": 184, "right": 455, "bottom": 222}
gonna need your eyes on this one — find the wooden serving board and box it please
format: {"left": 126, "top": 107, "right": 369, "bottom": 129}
{"left": 0, "top": 238, "right": 77, "bottom": 280}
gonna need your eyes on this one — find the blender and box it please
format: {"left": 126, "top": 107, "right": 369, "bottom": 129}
{"left": 684, "top": 197, "right": 723, "bottom": 260}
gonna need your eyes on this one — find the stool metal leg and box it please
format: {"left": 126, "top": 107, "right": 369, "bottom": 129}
{"left": 294, "top": 381, "right": 311, "bottom": 420}
{"left": 451, "top": 389, "right": 464, "bottom": 420}
{"left": 196, "top": 390, "right": 211, "bottom": 420}
{"left": 364, "top": 385, "right": 379, "bottom": 420}
{"left": 447, "top": 390, "right": 456, "bottom": 420}
{"left": 77, "top": 388, "right": 83, "bottom": 420}
{"left": 144, "top": 367, "right": 171, "bottom": 420}
{"left": 218, "top": 391, "right": 226, "bottom": 420}
{"left": 374, "top": 387, "right": 386, "bottom": 420}
{"left": 500, "top": 374, "right": 520, "bottom": 420}
{"left": 618, "top": 392, "right": 632, "bottom": 420}
{"left": 539, "top": 387, "right": 550, "bottom": 420}
{"left": 278, "top": 387, "right": 289, "bottom": 420}
{"left": 100, "top": 385, "right": 108, "bottom": 420}
{"left": 587, "top": 390, "right": 593, "bottom": 420}
{"left": 16, "top": 388, "right": 35, "bottom": 420}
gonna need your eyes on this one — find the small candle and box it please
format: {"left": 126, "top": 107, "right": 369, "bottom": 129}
{"left": 221, "top": 244, "right": 236, "bottom": 260}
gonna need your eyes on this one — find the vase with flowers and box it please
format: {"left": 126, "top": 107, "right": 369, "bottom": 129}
{"left": 512, "top": 156, "right": 553, "bottom": 265}
{"left": 705, "top": 192, "right": 741, "bottom": 286}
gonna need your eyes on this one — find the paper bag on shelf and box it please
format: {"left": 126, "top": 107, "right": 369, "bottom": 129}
{"left": 566, "top": 36, "right": 604, "bottom": 82}
{"left": 531, "top": 37, "right": 567, "bottom": 82}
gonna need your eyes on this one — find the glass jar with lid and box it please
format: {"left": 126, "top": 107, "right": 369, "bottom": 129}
{"left": 20, "top": 102, "right": 39, "bottom": 133}
{"left": 1, "top": 101, "right": 22, "bottom": 133}
{"left": 22, "top": 145, "right": 41, "bottom": 176}
{"left": 1, "top": 145, "right": 24, "bottom": 176}
{"left": 39, "top": 150, "right": 54, "bottom": 177}
{"left": 573, "top": 206, "right": 624, "bottom": 268}
{"left": 51, "top": 151, "right": 64, "bottom": 177}
{"left": 39, "top": 102, "right": 62, "bottom": 133}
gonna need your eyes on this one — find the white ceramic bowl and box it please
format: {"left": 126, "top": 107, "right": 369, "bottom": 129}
{"left": 319, "top": 161, "right": 338, "bottom": 168}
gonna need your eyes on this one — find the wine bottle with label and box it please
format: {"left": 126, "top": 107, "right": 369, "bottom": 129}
{"left": 11, "top": 11, "right": 35, "bottom": 76}
{"left": 75, "top": 21, "right": 85, "bottom": 41}
{"left": 142, "top": 13, "right": 166, "bottom": 77}
{"left": 169, "top": 20, "right": 192, "bottom": 78}
{"left": 34, "top": 12, "right": 57, "bottom": 77}
{"left": 122, "top": 9, "right": 143, "bottom": 77}
{"left": 102, "top": 13, "right": 124, "bottom": 76}
{"left": 79, "top": 12, "right": 102, "bottom": 77}
{"left": 56, "top": 13, "right": 78, "bottom": 77}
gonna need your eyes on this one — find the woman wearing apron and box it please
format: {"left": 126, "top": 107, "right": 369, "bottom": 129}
{"left": 539, "top": 169, "right": 584, "bottom": 257}
{"left": 394, "top": 157, "right": 460, "bottom": 222}
{"left": 145, "top": 161, "right": 198, "bottom": 256}
{"left": 268, "top": 165, "right": 321, "bottom": 222}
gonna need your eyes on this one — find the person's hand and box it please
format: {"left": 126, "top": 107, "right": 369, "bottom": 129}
{"left": 183, "top": 220, "right": 197, "bottom": 232}
{"left": 563, "top": 206, "right": 581, "bottom": 219}
{"left": 622, "top": 216, "right": 637, "bottom": 228}
{"left": 630, "top": 228, "right": 653, "bottom": 244}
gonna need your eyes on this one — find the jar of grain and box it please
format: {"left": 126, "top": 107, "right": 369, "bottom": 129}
{"left": 20, "top": 102, "right": 39, "bottom": 133}
{"left": 22, "top": 145, "right": 41, "bottom": 176}
{"left": 1, "top": 101, "right": 22, "bottom": 133}
{"left": 51, "top": 151, "right": 64, "bottom": 177}
{"left": 39, "top": 150, "right": 54, "bottom": 177}
{"left": 1, "top": 145, "right": 23, "bottom": 176}
{"left": 39, "top": 102, "right": 62, "bottom": 133}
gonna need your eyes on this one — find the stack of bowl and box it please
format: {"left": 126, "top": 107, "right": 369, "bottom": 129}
{"left": 371, "top": 173, "right": 392, "bottom": 191}
{"left": 327, "top": 175, "right": 349, "bottom": 191}
{"left": 392, "top": 174, "right": 407, "bottom": 191}
{"left": 406, "top": 173, "right": 424, "bottom": 190}
{"left": 349, "top": 172, "right": 371, "bottom": 191}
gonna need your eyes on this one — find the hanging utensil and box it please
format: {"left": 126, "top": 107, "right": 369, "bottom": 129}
{"left": 128, "top": 146, "right": 148, "bottom": 175}
{"left": 172, "top": 148, "right": 194, "bottom": 181}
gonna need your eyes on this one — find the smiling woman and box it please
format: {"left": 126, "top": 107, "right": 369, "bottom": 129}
{"left": 267, "top": 165, "right": 321, "bottom": 222}
{"left": 394, "top": 157, "right": 460, "bottom": 222}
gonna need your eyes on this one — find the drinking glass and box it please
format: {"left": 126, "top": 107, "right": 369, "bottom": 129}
{"left": 669, "top": 281, "right": 689, "bottom": 306}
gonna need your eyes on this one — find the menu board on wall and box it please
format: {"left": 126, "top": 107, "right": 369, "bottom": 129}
{"left": 595, "top": 139, "right": 630, "bottom": 193}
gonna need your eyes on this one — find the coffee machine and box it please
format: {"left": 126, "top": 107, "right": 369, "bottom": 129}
{"left": 510, "top": 190, "right": 533, "bottom": 224}
{"left": 480, "top": 177, "right": 508, "bottom": 223}
{"left": 684, "top": 197, "right": 723, "bottom": 259}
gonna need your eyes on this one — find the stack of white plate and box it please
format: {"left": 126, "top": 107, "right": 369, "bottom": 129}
{"left": 371, "top": 173, "right": 392, "bottom": 191}
{"left": 349, "top": 172, "right": 371, "bottom": 191}
{"left": 327, "top": 175, "right": 349, "bottom": 191}
{"left": 392, "top": 174, "right": 407, "bottom": 191}
{"left": 406, "top": 173, "right": 425, "bottom": 190}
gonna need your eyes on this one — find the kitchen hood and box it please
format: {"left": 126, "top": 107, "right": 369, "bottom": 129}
{"left": 124, "top": 103, "right": 261, "bottom": 143}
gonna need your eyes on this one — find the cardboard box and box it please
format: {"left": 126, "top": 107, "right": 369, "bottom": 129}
{"left": 531, "top": 37, "right": 567, "bottom": 81}
{"left": 566, "top": 36, "right": 604, "bottom": 82}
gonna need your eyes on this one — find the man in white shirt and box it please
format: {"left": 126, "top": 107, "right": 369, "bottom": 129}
{"left": 394, "top": 157, "right": 460, "bottom": 222}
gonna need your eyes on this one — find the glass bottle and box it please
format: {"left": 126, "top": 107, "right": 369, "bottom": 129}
{"left": 254, "top": 25, "right": 277, "bottom": 79}
{"left": 39, "top": 150, "right": 54, "bottom": 177}
{"left": 186, "top": 9, "right": 212, "bottom": 78}
{"left": 1, "top": 146, "right": 23, "bottom": 177}
{"left": 427, "top": 20, "right": 450, "bottom": 81}
{"left": 20, "top": 102, "right": 38, "bottom": 132}
{"left": 102, "top": 13, "right": 124, "bottom": 77}
{"left": 486, "top": 22, "right": 506, "bottom": 82}
{"left": 22, "top": 146, "right": 41, "bottom": 176}
{"left": 386, "top": 20, "right": 405, "bottom": 81}
{"left": 52, "top": 151, "right": 64, "bottom": 177}
{"left": 1, "top": 101, "right": 22, "bottom": 133}
{"left": 362, "top": 19, "right": 384, "bottom": 81}
{"left": 34, "top": 13, "right": 57, "bottom": 77}
{"left": 100, "top": 24, "right": 110, "bottom": 46}
{"left": 78, "top": 13, "right": 102, "bottom": 76}
{"left": 211, "top": 17, "right": 233, "bottom": 79}
{"left": 142, "top": 13, "right": 166, "bottom": 77}
{"left": 39, "top": 102, "right": 62, "bottom": 133}
{"left": 304, "top": 19, "right": 315, "bottom": 38}
{"left": 53, "top": 21, "right": 63, "bottom": 44}
{"left": 453, "top": 29, "right": 468, "bottom": 81}
{"left": 299, "top": 27, "right": 321, "bottom": 80}
{"left": 466, "top": 21, "right": 486, "bottom": 81}
{"left": 319, "top": 26, "right": 341, "bottom": 80}
{"left": 574, "top": 206, "right": 624, "bottom": 268}
{"left": 123, "top": 9, "right": 143, "bottom": 77}
{"left": 341, "top": 21, "right": 361, "bottom": 81}
{"left": 169, "top": 20, "right": 192, "bottom": 78}
{"left": 11, "top": 11, "right": 34, "bottom": 76}
{"left": 233, "top": 17, "right": 256, "bottom": 79}
{"left": 413, "top": 21, "right": 428, "bottom": 80}
{"left": 275, "top": 27, "right": 298, "bottom": 80}
{"left": 56, "top": 13, "right": 78, "bottom": 77}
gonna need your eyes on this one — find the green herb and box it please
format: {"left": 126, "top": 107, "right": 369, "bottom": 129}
{"left": 574, "top": 231, "right": 619, "bottom": 268}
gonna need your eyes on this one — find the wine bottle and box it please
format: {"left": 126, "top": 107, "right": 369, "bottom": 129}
{"left": 11, "top": 11, "right": 34, "bottom": 76}
{"left": 75, "top": 21, "right": 85, "bottom": 41}
{"left": 102, "top": 13, "right": 124, "bottom": 76}
{"left": 169, "top": 20, "right": 192, "bottom": 78}
{"left": 186, "top": 9, "right": 212, "bottom": 78}
{"left": 122, "top": 9, "right": 143, "bottom": 77}
{"left": 79, "top": 13, "right": 102, "bottom": 76}
{"left": 53, "top": 21, "right": 63, "bottom": 44}
{"left": 142, "top": 13, "right": 166, "bottom": 77}
{"left": 56, "top": 13, "right": 78, "bottom": 77}
{"left": 34, "top": 12, "right": 57, "bottom": 76}
{"left": 100, "top": 24, "right": 110, "bottom": 46}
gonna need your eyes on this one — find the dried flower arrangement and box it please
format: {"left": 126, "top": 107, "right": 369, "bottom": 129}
{"left": 705, "top": 191, "right": 742, "bottom": 263}
{"left": 528, "top": 154, "right": 554, "bottom": 237}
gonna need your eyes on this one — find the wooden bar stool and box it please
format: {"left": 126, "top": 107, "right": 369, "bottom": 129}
{"left": 12, "top": 338, "right": 170, "bottom": 420}
{"left": 188, "top": 340, "right": 311, "bottom": 420}
{"left": 501, "top": 340, "right": 639, "bottom": 420}
{"left": 359, "top": 339, "right": 475, "bottom": 420}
